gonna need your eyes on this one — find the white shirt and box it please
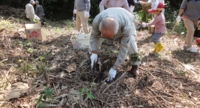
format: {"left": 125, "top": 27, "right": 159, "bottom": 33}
{"left": 25, "top": 3, "right": 35, "bottom": 19}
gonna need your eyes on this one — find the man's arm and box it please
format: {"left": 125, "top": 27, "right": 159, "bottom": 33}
{"left": 114, "top": 33, "right": 130, "bottom": 67}
{"left": 90, "top": 19, "right": 103, "bottom": 53}
{"left": 147, "top": 15, "right": 161, "bottom": 26}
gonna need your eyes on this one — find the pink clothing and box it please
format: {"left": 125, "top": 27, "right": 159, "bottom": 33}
{"left": 147, "top": 13, "right": 166, "bottom": 33}
{"left": 100, "top": 0, "right": 130, "bottom": 12}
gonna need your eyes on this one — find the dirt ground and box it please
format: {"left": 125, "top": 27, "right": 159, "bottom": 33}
{"left": 0, "top": 5, "right": 200, "bottom": 108}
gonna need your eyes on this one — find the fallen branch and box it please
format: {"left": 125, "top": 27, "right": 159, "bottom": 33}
{"left": 175, "top": 59, "right": 199, "bottom": 73}
{"left": 102, "top": 72, "right": 127, "bottom": 93}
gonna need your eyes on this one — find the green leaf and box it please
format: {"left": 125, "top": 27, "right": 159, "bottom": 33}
{"left": 43, "top": 95, "right": 46, "bottom": 100}
{"left": 79, "top": 88, "right": 83, "bottom": 96}
{"left": 26, "top": 42, "right": 32, "bottom": 47}
{"left": 39, "top": 56, "right": 45, "bottom": 61}
{"left": 18, "top": 59, "right": 23, "bottom": 63}
{"left": 27, "top": 48, "right": 34, "bottom": 53}
{"left": 37, "top": 95, "right": 43, "bottom": 103}
{"left": 44, "top": 87, "right": 53, "bottom": 97}
{"left": 87, "top": 92, "right": 94, "bottom": 100}
{"left": 37, "top": 103, "right": 45, "bottom": 108}
{"left": 112, "top": 50, "right": 119, "bottom": 53}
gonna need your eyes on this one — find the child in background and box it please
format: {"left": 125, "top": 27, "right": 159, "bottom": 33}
{"left": 139, "top": 0, "right": 165, "bottom": 14}
{"left": 141, "top": 3, "right": 166, "bottom": 53}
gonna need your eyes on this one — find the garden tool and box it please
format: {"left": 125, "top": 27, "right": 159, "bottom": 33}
{"left": 90, "top": 62, "right": 95, "bottom": 78}
{"left": 90, "top": 53, "right": 97, "bottom": 78}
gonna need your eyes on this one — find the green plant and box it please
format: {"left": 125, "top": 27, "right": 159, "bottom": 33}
{"left": 39, "top": 56, "right": 45, "bottom": 61}
{"left": 79, "top": 88, "right": 94, "bottom": 100}
{"left": 18, "top": 59, "right": 23, "bottom": 63}
{"left": 19, "top": 63, "right": 31, "bottom": 73}
{"left": 27, "top": 48, "right": 34, "bottom": 53}
{"left": 18, "top": 62, "right": 38, "bottom": 75}
{"left": 26, "top": 41, "right": 32, "bottom": 47}
{"left": 175, "top": 70, "right": 186, "bottom": 76}
{"left": 35, "top": 87, "right": 53, "bottom": 108}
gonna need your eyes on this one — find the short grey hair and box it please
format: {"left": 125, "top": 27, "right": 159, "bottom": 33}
{"left": 99, "top": 17, "right": 119, "bottom": 35}
{"left": 35, "top": 0, "right": 39, "bottom": 4}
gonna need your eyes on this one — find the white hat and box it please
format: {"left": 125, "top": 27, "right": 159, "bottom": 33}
{"left": 30, "top": 0, "right": 35, "bottom": 4}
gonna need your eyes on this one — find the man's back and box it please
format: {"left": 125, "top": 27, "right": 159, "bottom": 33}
{"left": 36, "top": 4, "right": 44, "bottom": 16}
{"left": 74, "top": 0, "right": 90, "bottom": 11}
{"left": 25, "top": 3, "right": 34, "bottom": 18}
{"left": 93, "top": 8, "right": 136, "bottom": 39}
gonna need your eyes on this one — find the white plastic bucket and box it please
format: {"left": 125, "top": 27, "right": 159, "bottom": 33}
{"left": 70, "top": 33, "right": 91, "bottom": 50}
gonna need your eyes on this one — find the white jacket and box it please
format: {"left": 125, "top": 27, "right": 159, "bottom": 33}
{"left": 25, "top": 3, "right": 35, "bottom": 19}
{"left": 90, "top": 8, "right": 137, "bottom": 66}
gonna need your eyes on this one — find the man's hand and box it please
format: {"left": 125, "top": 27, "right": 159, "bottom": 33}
{"left": 73, "top": 9, "right": 76, "bottom": 14}
{"left": 90, "top": 53, "right": 97, "bottom": 68}
{"left": 106, "top": 68, "right": 117, "bottom": 83}
{"left": 176, "top": 16, "right": 181, "bottom": 23}
{"left": 142, "top": 22, "right": 147, "bottom": 27}
{"left": 86, "top": 11, "right": 89, "bottom": 18}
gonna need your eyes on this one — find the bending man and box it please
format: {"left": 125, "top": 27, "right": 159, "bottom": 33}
{"left": 90, "top": 8, "right": 141, "bottom": 83}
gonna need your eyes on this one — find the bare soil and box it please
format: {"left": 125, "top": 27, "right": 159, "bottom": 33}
{"left": 0, "top": 5, "right": 200, "bottom": 108}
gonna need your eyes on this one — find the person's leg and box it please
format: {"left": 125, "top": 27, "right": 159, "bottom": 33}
{"left": 38, "top": 15, "right": 44, "bottom": 25}
{"left": 76, "top": 11, "right": 82, "bottom": 32}
{"left": 128, "top": 35, "right": 141, "bottom": 77}
{"left": 151, "top": 33, "right": 164, "bottom": 44}
{"left": 151, "top": 33, "right": 164, "bottom": 53}
{"left": 183, "top": 18, "right": 195, "bottom": 48}
{"left": 79, "top": 11, "right": 89, "bottom": 34}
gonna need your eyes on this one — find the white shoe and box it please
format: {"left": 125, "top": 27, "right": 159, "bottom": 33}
{"left": 186, "top": 47, "right": 197, "bottom": 53}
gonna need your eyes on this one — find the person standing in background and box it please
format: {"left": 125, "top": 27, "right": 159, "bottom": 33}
{"left": 176, "top": 0, "right": 200, "bottom": 53}
{"left": 25, "top": 0, "right": 40, "bottom": 23}
{"left": 127, "top": 0, "right": 141, "bottom": 12}
{"left": 73, "top": 0, "right": 90, "bottom": 34}
{"left": 35, "top": 0, "right": 45, "bottom": 25}
{"left": 99, "top": 0, "right": 131, "bottom": 12}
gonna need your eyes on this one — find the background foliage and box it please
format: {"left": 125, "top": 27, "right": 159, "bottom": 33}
{"left": 0, "top": 0, "right": 182, "bottom": 20}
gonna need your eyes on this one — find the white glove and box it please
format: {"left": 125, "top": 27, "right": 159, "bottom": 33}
{"left": 176, "top": 15, "right": 181, "bottom": 23}
{"left": 90, "top": 53, "right": 97, "bottom": 68}
{"left": 106, "top": 68, "right": 117, "bottom": 82}
{"left": 142, "top": 22, "right": 147, "bottom": 27}
{"left": 86, "top": 11, "right": 89, "bottom": 18}
{"left": 73, "top": 9, "right": 76, "bottom": 14}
